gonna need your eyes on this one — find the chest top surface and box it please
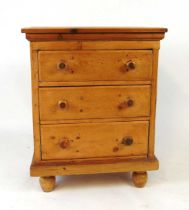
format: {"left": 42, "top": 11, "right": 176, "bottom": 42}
{"left": 21, "top": 27, "right": 167, "bottom": 41}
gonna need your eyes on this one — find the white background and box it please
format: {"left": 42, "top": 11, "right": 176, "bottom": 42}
{"left": 0, "top": 0, "right": 189, "bottom": 209}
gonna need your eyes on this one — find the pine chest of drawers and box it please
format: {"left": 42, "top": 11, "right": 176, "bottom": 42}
{"left": 22, "top": 27, "right": 167, "bottom": 192}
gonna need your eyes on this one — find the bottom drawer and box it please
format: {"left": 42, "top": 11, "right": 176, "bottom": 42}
{"left": 41, "top": 121, "right": 149, "bottom": 160}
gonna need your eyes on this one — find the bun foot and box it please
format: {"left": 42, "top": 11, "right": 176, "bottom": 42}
{"left": 39, "top": 176, "right": 56, "bottom": 192}
{"left": 132, "top": 171, "right": 148, "bottom": 188}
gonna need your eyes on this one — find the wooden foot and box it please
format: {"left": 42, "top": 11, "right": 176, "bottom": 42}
{"left": 39, "top": 176, "right": 56, "bottom": 192}
{"left": 132, "top": 171, "right": 148, "bottom": 188}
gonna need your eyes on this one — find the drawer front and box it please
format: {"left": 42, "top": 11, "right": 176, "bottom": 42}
{"left": 41, "top": 121, "right": 149, "bottom": 160}
{"left": 39, "top": 85, "right": 151, "bottom": 121}
{"left": 38, "top": 50, "right": 152, "bottom": 82}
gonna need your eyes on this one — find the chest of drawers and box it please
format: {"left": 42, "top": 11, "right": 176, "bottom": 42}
{"left": 22, "top": 27, "right": 167, "bottom": 192}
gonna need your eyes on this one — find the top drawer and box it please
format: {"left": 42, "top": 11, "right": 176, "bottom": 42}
{"left": 38, "top": 50, "right": 152, "bottom": 82}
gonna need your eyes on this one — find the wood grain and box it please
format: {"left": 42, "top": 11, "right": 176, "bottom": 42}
{"left": 40, "top": 116, "right": 150, "bottom": 125}
{"left": 31, "top": 41, "right": 160, "bottom": 51}
{"left": 25, "top": 33, "right": 166, "bottom": 41}
{"left": 38, "top": 50, "right": 152, "bottom": 82}
{"left": 38, "top": 80, "right": 152, "bottom": 87}
{"left": 30, "top": 47, "right": 41, "bottom": 161}
{"left": 39, "top": 85, "right": 151, "bottom": 121}
{"left": 22, "top": 27, "right": 168, "bottom": 34}
{"left": 41, "top": 121, "right": 149, "bottom": 160}
{"left": 30, "top": 157, "right": 159, "bottom": 176}
{"left": 22, "top": 27, "right": 167, "bottom": 41}
{"left": 148, "top": 49, "right": 159, "bottom": 159}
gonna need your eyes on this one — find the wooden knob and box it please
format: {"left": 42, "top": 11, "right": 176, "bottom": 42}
{"left": 125, "top": 60, "right": 136, "bottom": 71}
{"left": 57, "top": 62, "right": 66, "bottom": 70}
{"left": 127, "top": 99, "right": 134, "bottom": 107}
{"left": 60, "top": 139, "right": 70, "bottom": 149}
{"left": 121, "top": 137, "right": 133, "bottom": 146}
{"left": 58, "top": 100, "right": 68, "bottom": 109}
{"left": 118, "top": 99, "right": 134, "bottom": 109}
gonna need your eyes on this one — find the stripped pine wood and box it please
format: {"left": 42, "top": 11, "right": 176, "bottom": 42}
{"left": 39, "top": 85, "right": 151, "bottom": 121}
{"left": 22, "top": 27, "right": 167, "bottom": 191}
{"left": 38, "top": 50, "right": 152, "bottom": 82}
{"left": 41, "top": 121, "right": 149, "bottom": 160}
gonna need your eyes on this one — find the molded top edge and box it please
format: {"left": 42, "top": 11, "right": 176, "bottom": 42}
{"left": 21, "top": 27, "right": 168, "bottom": 34}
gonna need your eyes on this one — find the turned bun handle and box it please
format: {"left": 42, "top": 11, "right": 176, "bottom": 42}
{"left": 125, "top": 60, "right": 136, "bottom": 71}
{"left": 58, "top": 100, "right": 68, "bottom": 109}
{"left": 121, "top": 137, "right": 133, "bottom": 146}
{"left": 60, "top": 139, "right": 70, "bottom": 149}
{"left": 57, "top": 61, "right": 66, "bottom": 70}
{"left": 118, "top": 99, "right": 134, "bottom": 109}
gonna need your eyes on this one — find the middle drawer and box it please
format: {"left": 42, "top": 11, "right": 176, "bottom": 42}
{"left": 39, "top": 85, "right": 151, "bottom": 121}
